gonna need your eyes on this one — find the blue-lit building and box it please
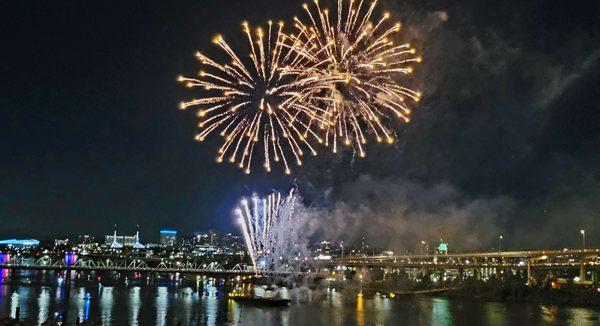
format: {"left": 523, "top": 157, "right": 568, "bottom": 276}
{"left": 160, "top": 230, "right": 177, "bottom": 247}
{"left": 0, "top": 239, "right": 40, "bottom": 248}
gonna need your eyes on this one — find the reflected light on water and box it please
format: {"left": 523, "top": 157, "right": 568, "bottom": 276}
{"left": 129, "top": 287, "right": 141, "bottom": 325}
{"left": 75, "top": 288, "right": 85, "bottom": 321}
{"left": 356, "top": 292, "right": 365, "bottom": 326}
{"left": 55, "top": 281, "right": 63, "bottom": 301}
{"left": 83, "top": 294, "right": 90, "bottom": 322}
{"left": 568, "top": 307, "right": 598, "bottom": 326}
{"left": 205, "top": 284, "right": 218, "bottom": 325}
{"left": 37, "top": 287, "right": 51, "bottom": 325}
{"left": 1, "top": 270, "right": 600, "bottom": 325}
{"left": 181, "top": 287, "right": 194, "bottom": 325}
{"left": 541, "top": 304, "right": 559, "bottom": 323}
{"left": 373, "top": 295, "right": 391, "bottom": 325}
{"left": 9, "top": 286, "right": 32, "bottom": 319}
{"left": 431, "top": 298, "right": 452, "bottom": 325}
{"left": 0, "top": 269, "right": 10, "bottom": 285}
{"left": 280, "top": 307, "right": 290, "bottom": 325}
{"left": 327, "top": 290, "right": 343, "bottom": 325}
{"left": 485, "top": 302, "right": 508, "bottom": 326}
{"left": 156, "top": 287, "right": 168, "bottom": 326}
{"left": 227, "top": 299, "right": 240, "bottom": 324}
{"left": 10, "top": 292, "right": 19, "bottom": 319}
{"left": 100, "top": 287, "right": 114, "bottom": 325}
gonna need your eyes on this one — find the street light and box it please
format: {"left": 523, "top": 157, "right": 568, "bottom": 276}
{"left": 580, "top": 229, "right": 585, "bottom": 252}
{"left": 499, "top": 235, "right": 503, "bottom": 253}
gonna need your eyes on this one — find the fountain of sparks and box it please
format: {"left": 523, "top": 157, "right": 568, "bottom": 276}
{"left": 235, "top": 189, "right": 306, "bottom": 273}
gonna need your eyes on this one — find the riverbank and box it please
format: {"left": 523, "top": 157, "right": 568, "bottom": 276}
{"left": 331, "top": 270, "right": 600, "bottom": 308}
{"left": 443, "top": 278, "right": 600, "bottom": 308}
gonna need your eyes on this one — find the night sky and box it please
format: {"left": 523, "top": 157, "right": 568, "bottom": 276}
{"left": 2, "top": 1, "right": 599, "bottom": 249}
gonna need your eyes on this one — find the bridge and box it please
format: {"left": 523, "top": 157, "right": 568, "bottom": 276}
{"left": 318, "top": 248, "right": 600, "bottom": 284}
{"left": 2, "top": 248, "right": 599, "bottom": 283}
{"left": 0, "top": 254, "right": 314, "bottom": 278}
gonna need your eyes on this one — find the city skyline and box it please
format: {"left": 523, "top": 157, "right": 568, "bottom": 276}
{"left": 1, "top": 1, "right": 600, "bottom": 324}
{"left": 3, "top": 0, "right": 600, "bottom": 250}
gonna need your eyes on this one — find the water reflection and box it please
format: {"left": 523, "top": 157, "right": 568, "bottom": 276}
{"left": 356, "top": 292, "right": 364, "bottom": 326}
{"left": 541, "top": 304, "right": 559, "bottom": 323}
{"left": 205, "top": 285, "right": 218, "bottom": 325}
{"left": 75, "top": 288, "right": 84, "bottom": 322}
{"left": 129, "top": 287, "right": 141, "bottom": 325}
{"left": 485, "top": 302, "right": 508, "bottom": 326}
{"left": 83, "top": 293, "right": 90, "bottom": 321}
{"left": 180, "top": 287, "right": 194, "bottom": 325}
{"left": 567, "top": 307, "right": 599, "bottom": 326}
{"left": 9, "top": 292, "right": 19, "bottom": 319}
{"left": 327, "top": 290, "right": 344, "bottom": 325}
{"left": 156, "top": 287, "right": 168, "bottom": 326}
{"left": 13, "top": 287, "right": 31, "bottom": 319}
{"left": 37, "top": 287, "right": 51, "bottom": 324}
{"left": 228, "top": 298, "right": 243, "bottom": 324}
{"left": 100, "top": 286, "right": 114, "bottom": 325}
{"left": 372, "top": 295, "right": 390, "bottom": 325}
{"left": 431, "top": 298, "right": 452, "bottom": 326}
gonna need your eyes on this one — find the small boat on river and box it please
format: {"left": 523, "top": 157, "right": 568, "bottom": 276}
{"left": 230, "top": 285, "right": 291, "bottom": 306}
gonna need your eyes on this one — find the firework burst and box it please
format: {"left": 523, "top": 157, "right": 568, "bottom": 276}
{"left": 179, "top": 21, "right": 330, "bottom": 174}
{"left": 288, "top": 0, "right": 422, "bottom": 157}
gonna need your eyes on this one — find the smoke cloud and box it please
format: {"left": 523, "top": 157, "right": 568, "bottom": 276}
{"left": 290, "top": 0, "right": 600, "bottom": 251}
{"left": 296, "top": 175, "right": 513, "bottom": 252}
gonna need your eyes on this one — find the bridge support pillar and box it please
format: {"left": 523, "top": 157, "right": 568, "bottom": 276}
{"left": 592, "top": 269, "right": 599, "bottom": 283}
{"left": 527, "top": 262, "right": 532, "bottom": 285}
{"left": 409, "top": 268, "right": 418, "bottom": 281}
{"left": 580, "top": 263, "right": 586, "bottom": 281}
{"left": 384, "top": 266, "right": 392, "bottom": 277}
{"left": 148, "top": 273, "right": 155, "bottom": 285}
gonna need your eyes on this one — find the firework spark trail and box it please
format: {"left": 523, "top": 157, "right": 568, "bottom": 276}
{"left": 235, "top": 189, "right": 304, "bottom": 273}
{"left": 288, "top": 0, "right": 422, "bottom": 157}
{"left": 179, "top": 21, "right": 331, "bottom": 175}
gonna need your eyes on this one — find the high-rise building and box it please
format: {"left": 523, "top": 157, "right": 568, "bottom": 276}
{"left": 54, "top": 239, "right": 70, "bottom": 247}
{"left": 77, "top": 235, "right": 96, "bottom": 245}
{"left": 221, "top": 233, "right": 243, "bottom": 254}
{"left": 160, "top": 229, "right": 177, "bottom": 247}
{"left": 76, "top": 235, "right": 99, "bottom": 252}
{"left": 192, "top": 230, "right": 219, "bottom": 246}
{"left": 320, "top": 241, "right": 332, "bottom": 254}
{"left": 315, "top": 241, "right": 332, "bottom": 260}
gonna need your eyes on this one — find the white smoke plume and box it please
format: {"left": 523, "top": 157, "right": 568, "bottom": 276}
{"left": 300, "top": 175, "right": 514, "bottom": 252}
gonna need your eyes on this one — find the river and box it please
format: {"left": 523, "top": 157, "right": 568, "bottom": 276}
{"left": 1, "top": 269, "right": 599, "bottom": 325}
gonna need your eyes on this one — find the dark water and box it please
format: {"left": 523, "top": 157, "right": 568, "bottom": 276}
{"left": 1, "top": 269, "right": 600, "bottom": 325}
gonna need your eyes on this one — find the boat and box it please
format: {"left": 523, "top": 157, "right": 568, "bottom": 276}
{"left": 231, "top": 294, "right": 291, "bottom": 306}
{"left": 230, "top": 285, "right": 291, "bottom": 306}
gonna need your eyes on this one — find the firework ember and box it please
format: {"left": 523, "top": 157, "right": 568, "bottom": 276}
{"left": 288, "top": 0, "right": 422, "bottom": 157}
